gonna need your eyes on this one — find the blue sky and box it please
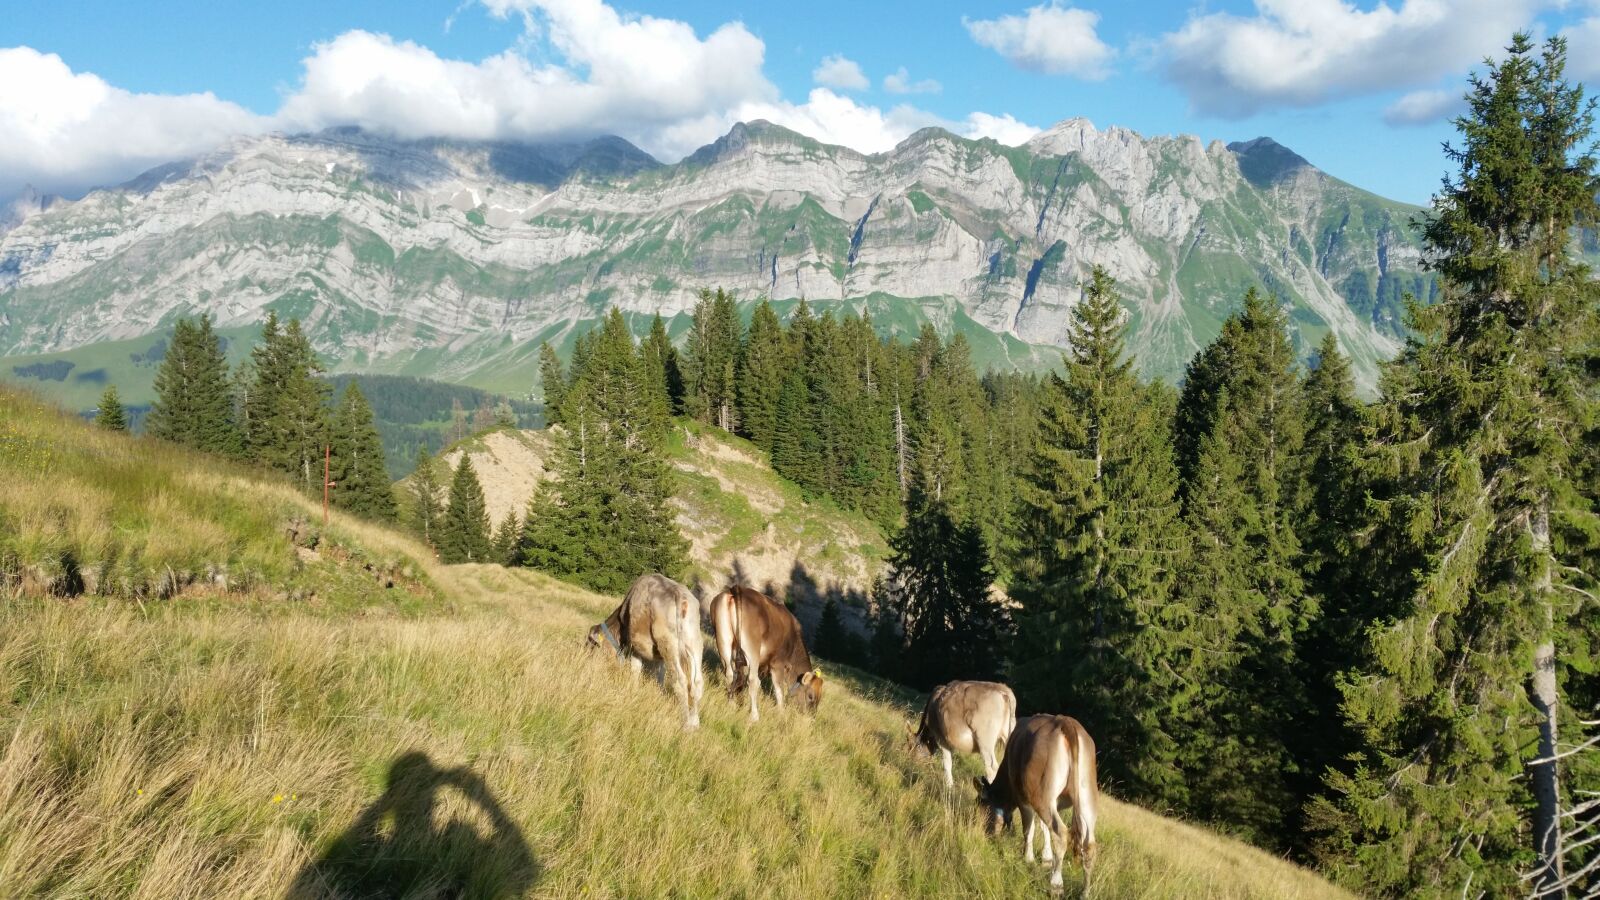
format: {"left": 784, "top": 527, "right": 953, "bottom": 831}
{"left": 4, "top": 0, "right": 1599, "bottom": 204}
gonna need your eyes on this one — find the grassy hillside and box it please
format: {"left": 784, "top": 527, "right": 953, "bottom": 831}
{"left": 0, "top": 386, "right": 1352, "bottom": 898}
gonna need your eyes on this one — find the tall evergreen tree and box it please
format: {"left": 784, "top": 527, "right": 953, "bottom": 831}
{"left": 247, "top": 315, "right": 329, "bottom": 489}
{"left": 1009, "top": 266, "right": 1188, "bottom": 802}
{"left": 438, "top": 455, "right": 492, "bottom": 564}
{"left": 1171, "top": 287, "right": 1312, "bottom": 845}
{"left": 409, "top": 446, "right": 445, "bottom": 548}
{"left": 522, "top": 308, "right": 688, "bottom": 592}
{"left": 887, "top": 488, "right": 1008, "bottom": 689}
{"left": 639, "top": 313, "right": 678, "bottom": 426}
{"left": 95, "top": 385, "right": 128, "bottom": 432}
{"left": 737, "top": 298, "right": 788, "bottom": 454}
{"left": 679, "top": 288, "right": 741, "bottom": 430}
{"left": 329, "top": 382, "right": 395, "bottom": 520}
{"left": 538, "top": 342, "right": 567, "bottom": 427}
{"left": 147, "top": 314, "right": 240, "bottom": 454}
{"left": 1316, "top": 35, "right": 1600, "bottom": 897}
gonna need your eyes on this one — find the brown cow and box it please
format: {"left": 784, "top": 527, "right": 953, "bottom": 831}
{"left": 973, "top": 715, "right": 1099, "bottom": 894}
{"left": 708, "top": 585, "right": 823, "bottom": 721}
{"left": 587, "top": 573, "right": 706, "bottom": 730}
{"left": 909, "top": 680, "right": 1016, "bottom": 789}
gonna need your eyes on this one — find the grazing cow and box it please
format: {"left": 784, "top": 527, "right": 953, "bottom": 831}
{"left": 587, "top": 573, "right": 706, "bottom": 730}
{"left": 973, "top": 715, "right": 1099, "bottom": 894}
{"left": 909, "top": 680, "right": 1017, "bottom": 789}
{"left": 708, "top": 585, "right": 823, "bottom": 721}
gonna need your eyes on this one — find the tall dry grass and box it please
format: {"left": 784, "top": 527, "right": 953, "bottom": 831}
{"left": 0, "top": 562, "right": 1351, "bottom": 899}
{"left": 0, "top": 387, "right": 1352, "bottom": 897}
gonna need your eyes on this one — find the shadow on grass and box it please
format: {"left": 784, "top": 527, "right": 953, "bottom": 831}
{"left": 286, "top": 752, "right": 538, "bottom": 899}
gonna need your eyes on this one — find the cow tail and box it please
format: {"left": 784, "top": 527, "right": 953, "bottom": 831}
{"left": 727, "top": 589, "right": 750, "bottom": 695}
{"left": 1072, "top": 725, "right": 1097, "bottom": 864}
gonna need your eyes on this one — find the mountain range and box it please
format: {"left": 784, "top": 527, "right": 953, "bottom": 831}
{"left": 0, "top": 118, "right": 1434, "bottom": 398}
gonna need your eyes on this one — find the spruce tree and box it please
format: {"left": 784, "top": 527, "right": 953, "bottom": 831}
{"left": 330, "top": 382, "right": 395, "bottom": 521}
{"left": 639, "top": 313, "right": 678, "bottom": 427}
{"left": 1316, "top": 35, "right": 1600, "bottom": 897}
{"left": 438, "top": 455, "right": 492, "bottom": 564}
{"left": 1009, "top": 266, "right": 1188, "bottom": 803}
{"left": 409, "top": 447, "right": 445, "bottom": 548}
{"left": 815, "top": 597, "right": 848, "bottom": 661}
{"left": 679, "top": 288, "right": 740, "bottom": 430}
{"left": 492, "top": 511, "right": 521, "bottom": 566}
{"left": 96, "top": 385, "right": 128, "bottom": 432}
{"left": 147, "top": 314, "right": 240, "bottom": 454}
{"left": 247, "top": 315, "right": 329, "bottom": 489}
{"left": 887, "top": 487, "right": 1008, "bottom": 689}
{"left": 538, "top": 341, "right": 566, "bottom": 427}
{"left": 737, "top": 298, "right": 788, "bottom": 454}
{"left": 1171, "top": 288, "right": 1313, "bottom": 846}
{"left": 521, "top": 308, "right": 688, "bottom": 592}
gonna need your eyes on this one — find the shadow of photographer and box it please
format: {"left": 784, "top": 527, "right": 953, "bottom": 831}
{"left": 287, "top": 751, "right": 538, "bottom": 899}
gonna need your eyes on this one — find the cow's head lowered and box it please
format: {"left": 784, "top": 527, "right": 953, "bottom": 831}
{"left": 972, "top": 775, "right": 1013, "bottom": 834}
{"left": 787, "top": 668, "right": 825, "bottom": 712}
{"left": 906, "top": 713, "right": 936, "bottom": 758}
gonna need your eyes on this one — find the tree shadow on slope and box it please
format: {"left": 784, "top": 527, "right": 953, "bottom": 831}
{"left": 286, "top": 751, "right": 538, "bottom": 900}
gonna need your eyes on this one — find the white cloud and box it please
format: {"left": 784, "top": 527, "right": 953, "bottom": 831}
{"left": 279, "top": 0, "right": 774, "bottom": 143}
{"left": 1382, "top": 88, "right": 1464, "bottom": 126}
{"left": 0, "top": 0, "right": 1050, "bottom": 196}
{"left": 965, "top": 2, "right": 1114, "bottom": 80}
{"left": 1160, "top": 0, "right": 1540, "bottom": 118}
{"left": 813, "top": 54, "right": 869, "bottom": 91}
{"left": 0, "top": 47, "right": 268, "bottom": 198}
{"left": 883, "top": 67, "right": 942, "bottom": 95}
{"left": 1561, "top": 15, "right": 1600, "bottom": 80}
{"left": 962, "top": 111, "right": 1041, "bottom": 145}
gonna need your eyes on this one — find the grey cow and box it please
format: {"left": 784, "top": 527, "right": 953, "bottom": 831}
{"left": 587, "top": 573, "right": 706, "bottom": 730}
{"left": 909, "top": 680, "right": 1017, "bottom": 789}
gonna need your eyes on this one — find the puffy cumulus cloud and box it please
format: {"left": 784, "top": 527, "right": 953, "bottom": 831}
{"left": 1561, "top": 15, "right": 1600, "bottom": 80}
{"left": 279, "top": 0, "right": 773, "bottom": 143}
{"left": 0, "top": 47, "right": 267, "bottom": 198}
{"left": 964, "top": 3, "right": 1114, "bottom": 80}
{"left": 962, "top": 111, "right": 1041, "bottom": 145}
{"left": 813, "top": 54, "right": 869, "bottom": 91}
{"left": 883, "top": 67, "right": 942, "bottom": 95}
{"left": 1, "top": 0, "right": 1051, "bottom": 196}
{"left": 1160, "top": 0, "right": 1539, "bottom": 118}
{"left": 1382, "top": 88, "right": 1464, "bottom": 126}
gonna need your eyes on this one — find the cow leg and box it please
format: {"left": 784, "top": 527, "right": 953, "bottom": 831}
{"left": 1046, "top": 809, "right": 1069, "bottom": 892}
{"left": 979, "top": 741, "right": 998, "bottom": 783}
{"left": 771, "top": 671, "right": 786, "bottom": 710}
{"left": 629, "top": 656, "right": 644, "bottom": 681}
{"left": 1020, "top": 807, "right": 1037, "bottom": 863}
{"left": 941, "top": 748, "right": 954, "bottom": 791}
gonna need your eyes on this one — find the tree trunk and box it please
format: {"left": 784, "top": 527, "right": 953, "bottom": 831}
{"left": 894, "top": 397, "right": 908, "bottom": 498}
{"left": 1530, "top": 499, "right": 1564, "bottom": 898}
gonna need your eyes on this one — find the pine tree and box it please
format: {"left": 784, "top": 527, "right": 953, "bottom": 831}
{"left": 679, "top": 288, "right": 740, "bottom": 430}
{"left": 1315, "top": 35, "right": 1600, "bottom": 897}
{"left": 329, "top": 382, "right": 395, "bottom": 521}
{"left": 147, "top": 314, "right": 240, "bottom": 454}
{"left": 96, "top": 385, "right": 128, "bottom": 431}
{"left": 1295, "top": 333, "right": 1370, "bottom": 783}
{"left": 492, "top": 511, "right": 521, "bottom": 566}
{"left": 521, "top": 308, "right": 688, "bottom": 593}
{"left": 1170, "top": 288, "right": 1313, "bottom": 845}
{"left": 815, "top": 597, "right": 849, "bottom": 661}
{"left": 639, "top": 313, "right": 678, "bottom": 426}
{"left": 247, "top": 316, "right": 329, "bottom": 489}
{"left": 409, "top": 447, "right": 445, "bottom": 548}
{"left": 887, "top": 487, "right": 1008, "bottom": 689}
{"left": 538, "top": 342, "right": 567, "bottom": 427}
{"left": 438, "top": 455, "right": 492, "bottom": 564}
{"left": 1009, "top": 266, "right": 1188, "bottom": 803}
{"left": 737, "top": 298, "right": 788, "bottom": 454}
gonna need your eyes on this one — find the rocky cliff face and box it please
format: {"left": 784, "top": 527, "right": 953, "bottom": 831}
{"left": 0, "top": 119, "right": 1430, "bottom": 390}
